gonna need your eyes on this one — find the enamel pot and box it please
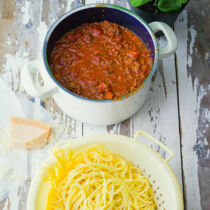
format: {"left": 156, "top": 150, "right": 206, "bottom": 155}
{"left": 21, "top": 4, "right": 177, "bottom": 126}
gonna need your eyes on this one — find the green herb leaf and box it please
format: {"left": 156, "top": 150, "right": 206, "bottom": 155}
{"left": 178, "top": 0, "right": 188, "bottom": 3}
{"left": 129, "top": 0, "right": 152, "bottom": 7}
{"left": 158, "top": 0, "right": 182, "bottom": 12}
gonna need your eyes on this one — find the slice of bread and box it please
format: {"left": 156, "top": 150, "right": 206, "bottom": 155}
{"left": 10, "top": 117, "right": 52, "bottom": 150}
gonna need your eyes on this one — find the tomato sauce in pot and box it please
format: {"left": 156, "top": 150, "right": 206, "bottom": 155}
{"left": 49, "top": 20, "right": 152, "bottom": 100}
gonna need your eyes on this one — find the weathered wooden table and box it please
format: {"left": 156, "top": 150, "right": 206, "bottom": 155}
{"left": 0, "top": 0, "right": 209, "bottom": 209}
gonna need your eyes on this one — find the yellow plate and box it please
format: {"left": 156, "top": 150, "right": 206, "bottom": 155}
{"left": 27, "top": 132, "right": 184, "bottom": 210}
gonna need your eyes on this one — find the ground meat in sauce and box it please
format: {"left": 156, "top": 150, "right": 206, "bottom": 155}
{"left": 50, "top": 20, "right": 153, "bottom": 100}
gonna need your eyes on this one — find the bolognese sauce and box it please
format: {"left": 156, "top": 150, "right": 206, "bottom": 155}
{"left": 49, "top": 20, "right": 152, "bottom": 100}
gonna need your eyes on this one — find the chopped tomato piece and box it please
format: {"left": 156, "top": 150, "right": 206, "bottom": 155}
{"left": 115, "top": 36, "right": 122, "bottom": 43}
{"left": 105, "top": 91, "right": 113, "bottom": 99}
{"left": 54, "top": 73, "right": 60, "bottom": 79}
{"left": 99, "top": 82, "right": 107, "bottom": 89}
{"left": 93, "top": 50, "right": 100, "bottom": 55}
{"left": 128, "top": 51, "right": 139, "bottom": 59}
{"left": 92, "top": 28, "right": 102, "bottom": 36}
{"left": 67, "top": 34, "right": 77, "bottom": 42}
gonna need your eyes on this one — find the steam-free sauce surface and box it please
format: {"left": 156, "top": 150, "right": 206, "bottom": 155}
{"left": 50, "top": 21, "right": 152, "bottom": 100}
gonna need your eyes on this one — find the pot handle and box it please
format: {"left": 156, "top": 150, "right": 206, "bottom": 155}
{"left": 134, "top": 130, "right": 174, "bottom": 163}
{"left": 21, "top": 60, "right": 58, "bottom": 98}
{"left": 149, "top": 21, "right": 177, "bottom": 59}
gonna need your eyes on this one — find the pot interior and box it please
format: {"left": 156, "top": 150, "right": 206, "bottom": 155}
{"left": 44, "top": 5, "right": 157, "bottom": 81}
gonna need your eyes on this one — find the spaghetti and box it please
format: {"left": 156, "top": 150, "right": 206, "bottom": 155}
{"left": 43, "top": 144, "right": 157, "bottom": 210}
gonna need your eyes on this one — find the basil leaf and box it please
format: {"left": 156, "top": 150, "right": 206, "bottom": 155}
{"left": 129, "top": 0, "right": 152, "bottom": 7}
{"left": 157, "top": 0, "right": 182, "bottom": 12}
{"left": 178, "top": 0, "right": 188, "bottom": 3}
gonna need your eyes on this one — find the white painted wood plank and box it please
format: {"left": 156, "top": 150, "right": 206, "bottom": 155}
{"left": 28, "top": 0, "right": 83, "bottom": 176}
{"left": 133, "top": 55, "right": 183, "bottom": 186}
{"left": 38, "top": 0, "right": 83, "bottom": 139}
{"left": 0, "top": 0, "right": 43, "bottom": 208}
{"left": 26, "top": 3, "right": 83, "bottom": 209}
{"left": 174, "top": 10, "right": 202, "bottom": 210}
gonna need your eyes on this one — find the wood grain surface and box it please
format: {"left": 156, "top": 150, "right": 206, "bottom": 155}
{"left": 0, "top": 0, "right": 209, "bottom": 209}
